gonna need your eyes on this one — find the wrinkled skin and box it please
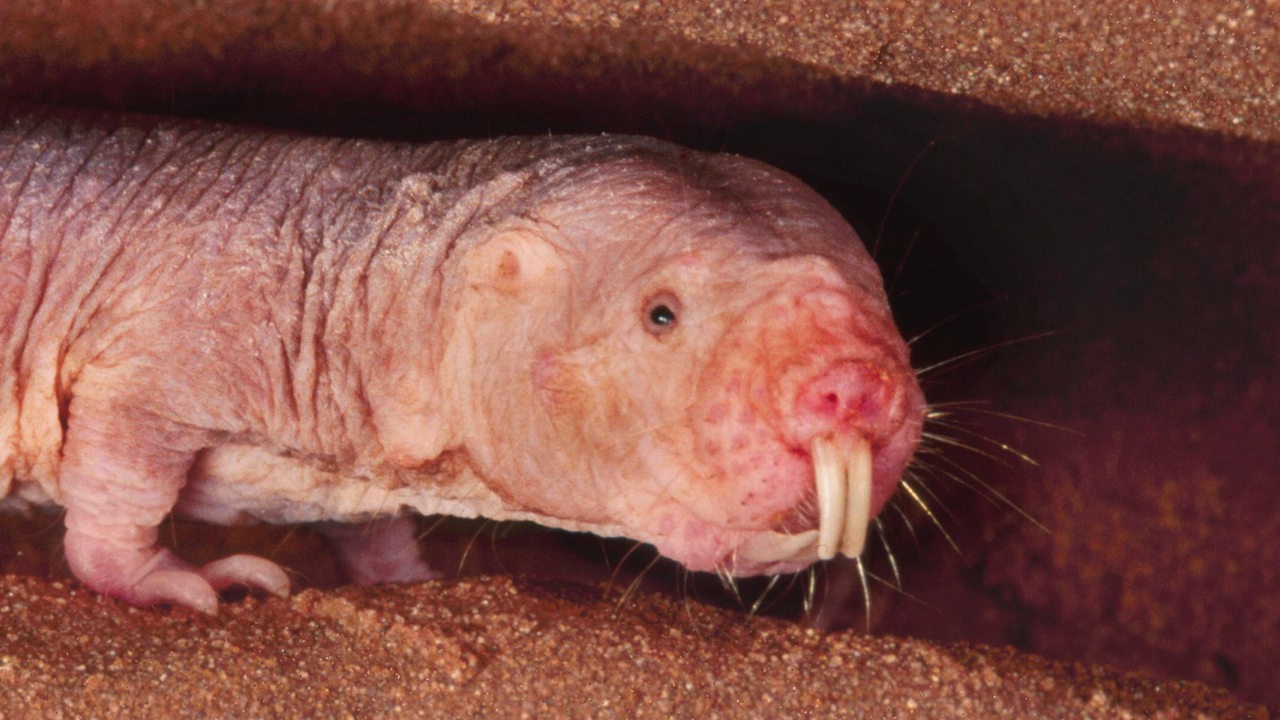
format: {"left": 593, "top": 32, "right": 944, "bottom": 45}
{"left": 0, "top": 108, "right": 923, "bottom": 613}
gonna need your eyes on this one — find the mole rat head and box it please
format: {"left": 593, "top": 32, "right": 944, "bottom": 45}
{"left": 445, "top": 140, "right": 924, "bottom": 577}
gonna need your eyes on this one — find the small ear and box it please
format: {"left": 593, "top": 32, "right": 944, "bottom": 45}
{"left": 462, "top": 229, "right": 567, "bottom": 296}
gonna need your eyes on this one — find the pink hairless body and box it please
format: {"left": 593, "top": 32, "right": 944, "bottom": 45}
{"left": 0, "top": 108, "right": 923, "bottom": 613}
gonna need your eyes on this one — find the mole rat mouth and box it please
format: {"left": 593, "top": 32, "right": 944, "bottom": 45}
{"left": 734, "top": 434, "right": 873, "bottom": 570}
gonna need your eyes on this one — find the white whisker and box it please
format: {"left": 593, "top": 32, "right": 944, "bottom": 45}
{"left": 748, "top": 574, "right": 782, "bottom": 616}
{"left": 802, "top": 565, "right": 818, "bottom": 617}
{"left": 897, "top": 479, "right": 962, "bottom": 555}
{"left": 886, "top": 498, "right": 923, "bottom": 553}
{"left": 855, "top": 556, "right": 871, "bottom": 632}
{"left": 924, "top": 415, "right": 1045, "bottom": 467}
{"left": 612, "top": 553, "right": 662, "bottom": 617}
{"left": 455, "top": 519, "right": 492, "bottom": 575}
{"left": 920, "top": 430, "right": 1026, "bottom": 467}
{"left": 914, "top": 330, "right": 1058, "bottom": 378}
{"left": 927, "top": 401, "right": 1079, "bottom": 434}
{"left": 604, "top": 540, "right": 649, "bottom": 597}
{"left": 873, "top": 136, "right": 938, "bottom": 266}
{"left": 906, "top": 296, "right": 1005, "bottom": 348}
{"left": 873, "top": 518, "right": 902, "bottom": 591}
{"left": 916, "top": 452, "right": 1047, "bottom": 532}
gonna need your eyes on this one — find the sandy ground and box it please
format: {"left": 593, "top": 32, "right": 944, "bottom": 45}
{"left": 0, "top": 574, "right": 1266, "bottom": 718}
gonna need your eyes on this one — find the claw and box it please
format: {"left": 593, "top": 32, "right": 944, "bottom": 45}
{"left": 133, "top": 568, "right": 220, "bottom": 616}
{"left": 201, "top": 554, "right": 292, "bottom": 598}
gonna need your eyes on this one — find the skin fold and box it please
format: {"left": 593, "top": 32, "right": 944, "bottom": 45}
{"left": 0, "top": 107, "right": 923, "bottom": 613}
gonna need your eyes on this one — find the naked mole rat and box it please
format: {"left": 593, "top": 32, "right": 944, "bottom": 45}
{"left": 0, "top": 107, "right": 925, "bottom": 613}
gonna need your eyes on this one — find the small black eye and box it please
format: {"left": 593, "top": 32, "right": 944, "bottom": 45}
{"left": 650, "top": 304, "right": 676, "bottom": 326}
{"left": 643, "top": 292, "right": 681, "bottom": 336}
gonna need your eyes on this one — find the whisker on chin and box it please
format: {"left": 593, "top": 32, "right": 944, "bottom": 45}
{"left": 613, "top": 553, "right": 662, "bottom": 616}
{"left": 259, "top": 523, "right": 296, "bottom": 562}
{"left": 853, "top": 557, "right": 873, "bottom": 631}
{"left": 717, "top": 560, "right": 745, "bottom": 609}
{"left": 803, "top": 565, "right": 818, "bottom": 617}
{"left": 872, "top": 518, "right": 903, "bottom": 591}
{"left": 886, "top": 498, "right": 924, "bottom": 554}
{"left": 748, "top": 574, "right": 783, "bottom": 616}
{"left": 807, "top": 557, "right": 929, "bottom": 632}
{"left": 678, "top": 569, "right": 701, "bottom": 632}
{"left": 604, "top": 539, "right": 651, "bottom": 598}
{"left": 487, "top": 519, "right": 509, "bottom": 559}
{"left": 414, "top": 514, "right": 452, "bottom": 545}
{"left": 455, "top": 518, "right": 493, "bottom": 575}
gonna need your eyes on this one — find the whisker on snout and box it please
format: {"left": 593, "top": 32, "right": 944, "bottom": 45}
{"left": 920, "top": 429, "right": 1028, "bottom": 468}
{"left": 894, "top": 477, "right": 963, "bottom": 556}
{"left": 916, "top": 403, "right": 1053, "bottom": 530}
{"left": 821, "top": 394, "right": 1056, "bottom": 629}
{"left": 884, "top": 500, "right": 923, "bottom": 554}
{"left": 872, "top": 136, "right": 940, "bottom": 269}
{"left": 914, "top": 331, "right": 1058, "bottom": 380}
{"left": 918, "top": 450, "right": 1048, "bottom": 533}
{"left": 928, "top": 402, "right": 1079, "bottom": 445}
{"left": 905, "top": 296, "right": 1007, "bottom": 348}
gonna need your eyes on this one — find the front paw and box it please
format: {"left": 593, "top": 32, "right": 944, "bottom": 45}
{"left": 64, "top": 530, "right": 290, "bottom": 614}
{"left": 318, "top": 516, "right": 439, "bottom": 585}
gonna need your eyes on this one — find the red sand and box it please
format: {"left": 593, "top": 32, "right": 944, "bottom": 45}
{"left": 0, "top": 575, "right": 1265, "bottom": 718}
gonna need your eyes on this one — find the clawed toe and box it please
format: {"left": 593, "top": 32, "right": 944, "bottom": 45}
{"left": 201, "top": 554, "right": 291, "bottom": 598}
{"left": 133, "top": 568, "right": 221, "bottom": 615}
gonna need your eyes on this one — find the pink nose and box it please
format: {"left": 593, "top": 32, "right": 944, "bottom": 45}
{"left": 793, "top": 360, "right": 901, "bottom": 442}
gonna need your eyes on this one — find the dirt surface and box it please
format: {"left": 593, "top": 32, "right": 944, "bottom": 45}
{"left": 0, "top": 0, "right": 1276, "bottom": 143}
{"left": 1, "top": 0, "right": 1278, "bottom": 716}
{"left": 0, "top": 575, "right": 1266, "bottom": 719}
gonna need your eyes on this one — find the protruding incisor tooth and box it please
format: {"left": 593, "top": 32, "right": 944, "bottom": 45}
{"left": 737, "top": 529, "right": 820, "bottom": 565}
{"left": 812, "top": 436, "right": 845, "bottom": 561}
{"left": 840, "top": 436, "right": 873, "bottom": 558}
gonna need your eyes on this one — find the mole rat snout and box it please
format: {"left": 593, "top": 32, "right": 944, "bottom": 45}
{"left": 792, "top": 360, "right": 905, "bottom": 443}
{"left": 788, "top": 359, "right": 921, "bottom": 562}
{"left": 790, "top": 356, "right": 923, "bottom": 502}
{"left": 676, "top": 265, "right": 924, "bottom": 576}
